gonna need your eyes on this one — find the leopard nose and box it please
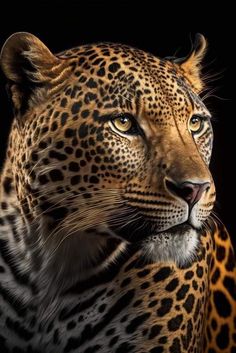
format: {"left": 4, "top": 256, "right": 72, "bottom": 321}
{"left": 165, "top": 179, "right": 210, "bottom": 207}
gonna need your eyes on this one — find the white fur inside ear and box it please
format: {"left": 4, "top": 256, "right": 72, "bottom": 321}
{"left": 142, "top": 228, "right": 199, "bottom": 266}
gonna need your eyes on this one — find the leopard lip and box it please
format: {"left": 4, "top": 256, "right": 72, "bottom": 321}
{"left": 146, "top": 222, "right": 196, "bottom": 239}
{"left": 109, "top": 211, "right": 197, "bottom": 243}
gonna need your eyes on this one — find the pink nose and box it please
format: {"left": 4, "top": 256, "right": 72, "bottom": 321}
{"left": 165, "top": 179, "right": 210, "bottom": 207}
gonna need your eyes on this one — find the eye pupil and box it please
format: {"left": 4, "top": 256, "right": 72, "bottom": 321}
{"left": 120, "top": 117, "right": 128, "bottom": 124}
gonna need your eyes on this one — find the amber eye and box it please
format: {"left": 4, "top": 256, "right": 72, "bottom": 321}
{"left": 112, "top": 115, "right": 133, "bottom": 133}
{"left": 188, "top": 115, "right": 204, "bottom": 133}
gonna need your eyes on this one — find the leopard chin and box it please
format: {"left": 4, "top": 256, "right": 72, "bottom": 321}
{"left": 141, "top": 224, "right": 199, "bottom": 267}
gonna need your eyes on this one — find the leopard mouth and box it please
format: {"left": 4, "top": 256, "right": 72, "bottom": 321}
{"left": 108, "top": 204, "right": 197, "bottom": 243}
{"left": 146, "top": 222, "right": 196, "bottom": 240}
{"left": 109, "top": 211, "right": 199, "bottom": 266}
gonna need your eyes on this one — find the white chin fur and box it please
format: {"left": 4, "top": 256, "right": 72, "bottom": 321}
{"left": 141, "top": 227, "right": 199, "bottom": 267}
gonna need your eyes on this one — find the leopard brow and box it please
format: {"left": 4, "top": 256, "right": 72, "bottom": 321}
{"left": 195, "top": 114, "right": 212, "bottom": 120}
{"left": 94, "top": 112, "right": 137, "bottom": 123}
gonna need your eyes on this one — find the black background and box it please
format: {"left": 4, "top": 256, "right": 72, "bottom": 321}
{"left": 0, "top": 1, "right": 235, "bottom": 248}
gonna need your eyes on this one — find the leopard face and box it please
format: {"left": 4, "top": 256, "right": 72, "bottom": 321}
{"left": 0, "top": 33, "right": 215, "bottom": 275}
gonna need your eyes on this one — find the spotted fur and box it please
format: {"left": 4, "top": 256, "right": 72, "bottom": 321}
{"left": 0, "top": 32, "right": 235, "bottom": 353}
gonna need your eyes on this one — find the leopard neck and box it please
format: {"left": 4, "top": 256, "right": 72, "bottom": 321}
{"left": 0, "top": 163, "right": 130, "bottom": 307}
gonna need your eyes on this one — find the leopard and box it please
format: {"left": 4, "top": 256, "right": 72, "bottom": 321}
{"left": 0, "top": 32, "right": 235, "bottom": 353}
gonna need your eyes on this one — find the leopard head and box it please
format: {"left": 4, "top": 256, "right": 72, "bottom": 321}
{"left": 0, "top": 33, "right": 215, "bottom": 278}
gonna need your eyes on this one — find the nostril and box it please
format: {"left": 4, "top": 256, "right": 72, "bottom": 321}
{"left": 179, "top": 186, "right": 196, "bottom": 201}
{"left": 165, "top": 180, "right": 196, "bottom": 203}
{"left": 165, "top": 179, "right": 210, "bottom": 207}
{"left": 165, "top": 179, "right": 182, "bottom": 197}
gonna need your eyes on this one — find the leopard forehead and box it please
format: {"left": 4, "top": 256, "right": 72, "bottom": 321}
{"left": 57, "top": 42, "right": 209, "bottom": 120}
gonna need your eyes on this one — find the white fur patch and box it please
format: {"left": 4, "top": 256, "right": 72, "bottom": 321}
{"left": 141, "top": 226, "right": 199, "bottom": 267}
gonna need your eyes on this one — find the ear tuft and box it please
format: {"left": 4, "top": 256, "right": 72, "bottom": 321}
{"left": 168, "top": 34, "right": 207, "bottom": 93}
{"left": 192, "top": 33, "right": 207, "bottom": 61}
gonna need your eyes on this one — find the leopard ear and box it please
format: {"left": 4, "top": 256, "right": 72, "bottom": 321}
{"left": 172, "top": 34, "right": 207, "bottom": 93}
{"left": 0, "top": 32, "right": 70, "bottom": 113}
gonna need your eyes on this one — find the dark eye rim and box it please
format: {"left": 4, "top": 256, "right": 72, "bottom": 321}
{"left": 110, "top": 113, "right": 144, "bottom": 136}
{"left": 189, "top": 114, "right": 209, "bottom": 134}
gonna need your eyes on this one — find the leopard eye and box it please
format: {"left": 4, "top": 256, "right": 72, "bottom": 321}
{"left": 188, "top": 115, "right": 204, "bottom": 133}
{"left": 111, "top": 115, "right": 134, "bottom": 133}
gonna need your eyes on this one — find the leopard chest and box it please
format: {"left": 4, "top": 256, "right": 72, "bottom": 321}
{"left": 41, "top": 239, "right": 211, "bottom": 353}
